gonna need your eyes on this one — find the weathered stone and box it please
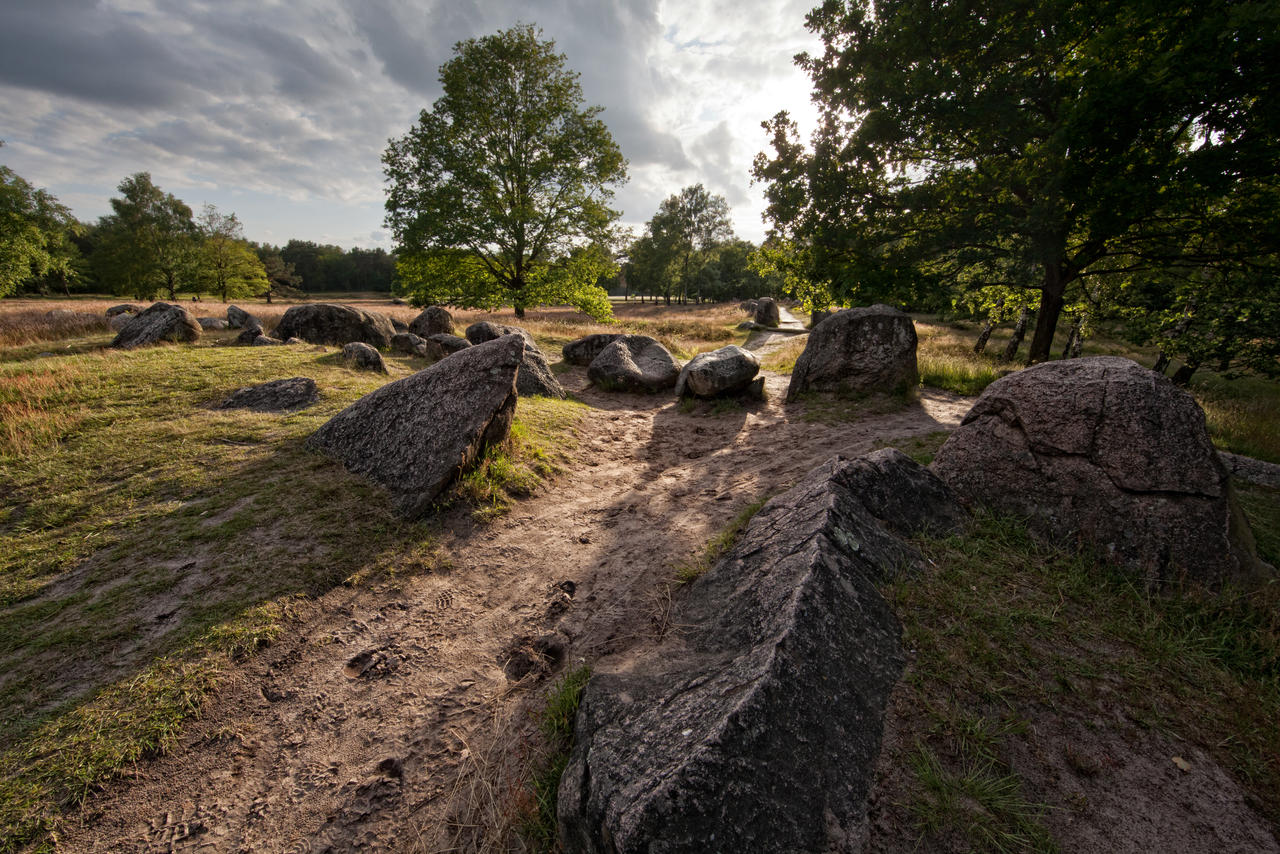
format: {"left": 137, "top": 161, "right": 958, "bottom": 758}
{"left": 105, "top": 303, "right": 141, "bottom": 318}
{"left": 754, "top": 296, "right": 781, "bottom": 327}
{"left": 409, "top": 306, "right": 455, "bottom": 338}
{"left": 198, "top": 317, "right": 229, "bottom": 330}
{"left": 559, "top": 450, "right": 965, "bottom": 853}
{"left": 272, "top": 303, "right": 395, "bottom": 348}
{"left": 306, "top": 336, "right": 524, "bottom": 519}
{"left": 465, "top": 320, "right": 535, "bottom": 347}
{"left": 674, "top": 345, "right": 761, "bottom": 398}
{"left": 931, "top": 356, "right": 1271, "bottom": 587}
{"left": 251, "top": 335, "right": 284, "bottom": 346}
{"left": 786, "top": 305, "right": 919, "bottom": 401}
{"left": 811, "top": 309, "right": 832, "bottom": 327}
{"left": 108, "top": 313, "right": 132, "bottom": 331}
{"left": 391, "top": 332, "right": 428, "bottom": 355}
{"left": 218, "top": 377, "right": 319, "bottom": 412}
{"left": 226, "top": 304, "right": 252, "bottom": 328}
{"left": 587, "top": 336, "right": 680, "bottom": 393}
{"left": 429, "top": 333, "right": 472, "bottom": 354}
{"left": 390, "top": 317, "right": 408, "bottom": 333}
{"left": 562, "top": 334, "right": 624, "bottom": 366}
{"left": 284, "top": 337, "right": 306, "bottom": 346}
{"left": 110, "top": 302, "right": 202, "bottom": 349}
{"left": 342, "top": 341, "right": 388, "bottom": 373}
{"left": 739, "top": 298, "right": 759, "bottom": 314}
{"left": 235, "top": 326, "right": 262, "bottom": 345}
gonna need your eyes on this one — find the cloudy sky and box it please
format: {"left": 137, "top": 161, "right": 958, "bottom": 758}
{"left": 0, "top": 0, "right": 821, "bottom": 251}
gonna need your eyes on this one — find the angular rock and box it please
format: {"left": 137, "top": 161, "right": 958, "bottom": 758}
{"left": 429, "top": 333, "right": 471, "bottom": 355}
{"left": 306, "top": 336, "right": 524, "bottom": 519}
{"left": 931, "top": 356, "right": 1271, "bottom": 587}
{"left": 515, "top": 341, "right": 565, "bottom": 399}
{"left": 390, "top": 317, "right": 408, "bottom": 333}
{"left": 786, "top": 304, "right": 919, "bottom": 401}
{"left": 753, "top": 296, "right": 781, "bottom": 327}
{"left": 198, "top": 317, "right": 229, "bottom": 330}
{"left": 409, "top": 306, "right": 455, "bottom": 338}
{"left": 235, "top": 325, "right": 263, "bottom": 345}
{"left": 587, "top": 336, "right": 680, "bottom": 393}
{"left": 559, "top": 450, "right": 965, "bottom": 853}
{"left": 342, "top": 341, "right": 388, "bottom": 373}
{"left": 105, "top": 303, "right": 141, "bottom": 318}
{"left": 674, "top": 345, "right": 760, "bottom": 398}
{"left": 218, "top": 377, "right": 319, "bottom": 412}
{"left": 110, "top": 302, "right": 202, "bottom": 349}
{"left": 273, "top": 303, "right": 395, "bottom": 349}
{"left": 226, "top": 304, "right": 252, "bottom": 329}
{"left": 465, "top": 320, "right": 535, "bottom": 347}
{"left": 562, "top": 333, "right": 623, "bottom": 366}
{"left": 391, "top": 332, "right": 429, "bottom": 355}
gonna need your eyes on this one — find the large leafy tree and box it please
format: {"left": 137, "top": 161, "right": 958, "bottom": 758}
{"left": 0, "top": 148, "right": 80, "bottom": 297}
{"left": 94, "top": 173, "right": 196, "bottom": 301}
{"left": 194, "top": 205, "right": 268, "bottom": 302}
{"left": 626, "top": 185, "right": 733, "bottom": 304}
{"left": 383, "top": 24, "right": 627, "bottom": 320}
{"left": 756, "top": 0, "right": 1280, "bottom": 363}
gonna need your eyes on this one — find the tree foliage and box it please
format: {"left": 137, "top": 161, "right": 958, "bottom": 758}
{"left": 756, "top": 0, "right": 1280, "bottom": 363}
{"left": 194, "top": 205, "right": 268, "bottom": 302}
{"left": 0, "top": 148, "right": 80, "bottom": 298}
{"left": 384, "top": 24, "right": 626, "bottom": 320}
{"left": 94, "top": 173, "right": 197, "bottom": 301}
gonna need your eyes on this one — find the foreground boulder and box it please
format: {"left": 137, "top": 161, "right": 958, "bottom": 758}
{"left": 587, "top": 336, "right": 680, "bottom": 392}
{"left": 753, "top": 297, "right": 781, "bottom": 327}
{"left": 218, "top": 377, "right": 319, "bottom": 412}
{"left": 674, "top": 345, "right": 760, "bottom": 398}
{"left": 409, "top": 306, "right": 455, "bottom": 337}
{"left": 110, "top": 302, "right": 202, "bottom": 349}
{"left": 786, "top": 304, "right": 918, "bottom": 401}
{"left": 272, "top": 303, "right": 395, "bottom": 349}
{"left": 342, "top": 342, "right": 387, "bottom": 373}
{"left": 306, "top": 336, "right": 523, "bottom": 519}
{"left": 931, "top": 356, "right": 1270, "bottom": 587}
{"left": 559, "top": 450, "right": 965, "bottom": 852}
{"left": 562, "top": 334, "right": 623, "bottom": 366}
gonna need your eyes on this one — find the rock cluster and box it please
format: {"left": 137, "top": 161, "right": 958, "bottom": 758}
{"left": 787, "top": 304, "right": 918, "bottom": 401}
{"left": 931, "top": 356, "right": 1270, "bottom": 587}
{"left": 110, "top": 302, "right": 202, "bottom": 349}
{"left": 559, "top": 450, "right": 966, "bottom": 852}
{"left": 307, "top": 335, "right": 524, "bottom": 519}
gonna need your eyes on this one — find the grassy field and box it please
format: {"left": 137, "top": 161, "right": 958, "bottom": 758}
{"left": 0, "top": 311, "right": 588, "bottom": 849}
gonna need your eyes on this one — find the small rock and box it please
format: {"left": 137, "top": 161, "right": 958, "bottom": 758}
{"left": 218, "top": 377, "right": 319, "bottom": 412}
{"left": 409, "top": 306, "right": 455, "bottom": 338}
{"left": 342, "top": 342, "right": 388, "bottom": 373}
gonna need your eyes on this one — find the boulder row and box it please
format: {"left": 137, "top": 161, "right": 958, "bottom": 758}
{"left": 931, "top": 356, "right": 1271, "bottom": 587}
{"left": 786, "top": 304, "right": 918, "bottom": 401}
{"left": 586, "top": 335, "right": 680, "bottom": 393}
{"left": 306, "top": 335, "right": 523, "bottom": 519}
{"left": 272, "top": 303, "right": 395, "bottom": 349}
{"left": 559, "top": 450, "right": 966, "bottom": 853}
{"left": 674, "top": 345, "right": 760, "bottom": 398}
{"left": 110, "top": 302, "right": 202, "bottom": 349}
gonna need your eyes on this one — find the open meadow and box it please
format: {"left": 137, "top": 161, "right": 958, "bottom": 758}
{"left": 0, "top": 296, "right": 1276, "bottom": 852}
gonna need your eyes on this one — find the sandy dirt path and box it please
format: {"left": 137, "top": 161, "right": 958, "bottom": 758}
{"left": 59, "top": 352, "right": 970, "bottom": 853}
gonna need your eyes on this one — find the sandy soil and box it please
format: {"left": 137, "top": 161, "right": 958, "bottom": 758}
{"left": 57, "top": 333, "right": 970, "bottom": 853}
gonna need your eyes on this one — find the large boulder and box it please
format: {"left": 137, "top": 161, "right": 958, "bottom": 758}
{"left": 306, "top": 335, "right": 524, "bottom": 519}
{"left": 587, "top": 336, "right": 680, "bottom": 393}
{"left": 272, "top": 303, "right": 395, "bottom": 349}
{"left": 786, "top": 304, "right": 918, "bottom": 401}
{"left": 226, "top": 305, "right": 253, "bottom": 329}
{"left": 218, "top": 377, "right": 319, "bottom": 412}
{"left": 342, "top": 342, "right": 388, "bottom": 373}
{"left": 465, "top": 320, "right": 535, "bottom": 347}
{"left": 562, "top": 334, "right": 623, "bottom": 367}
{"left": 110, "top": 302, "right": 202, "bottom": 349}
{"left": 753, "top": 297, "right": 781, "bottom": 327}
{"left": 931, "top": 356, "right": 1271, "bottom": 587}
{"left": 674, "top": 345, "right": 761, "bottom": 398}
{"left": 559, "top": 450, "right": 965, "bottom": 853}
{"left": 409, "top": 306, "right": 455, "bottom": 338}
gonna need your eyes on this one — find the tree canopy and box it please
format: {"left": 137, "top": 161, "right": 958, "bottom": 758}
{"left": 383, "top": 24, "right": 627, "bottom": 319}
{"left": 626, "top": 185, "right": 749, "bottom": 304}
{"left": 0, "top": 148, "right": 80, "bottom": 298}
{"left": 94, "top": 173, "right": 197, "bottom": 301}
{"left": 195, "top": 205, "right": 267, "bottom": 302}
{"left": 755, "top": 0, "right": 1280, "bottom": 363}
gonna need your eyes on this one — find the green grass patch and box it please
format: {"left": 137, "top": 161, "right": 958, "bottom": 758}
{"left": 883, "top": 512, "right": 1280, "bottom": 849}
{"left": 519, "top": 664, "right": 591, "bottom": 853}
{"left": 674, "top": 496, "right": 769, "bottom": 584}
{"left": 759, "top": 337, "right": 807, "bottom": 375}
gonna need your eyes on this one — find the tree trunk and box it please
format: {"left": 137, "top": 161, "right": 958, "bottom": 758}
{"left": 514, "top": 305, "right": 526, "bottom": 318}
{"left": 1152, "top": 352, "right": 1170, "bottom": 374}
{"left": 974, "top": 299, "right": 1004, "bottom": 354}
{"left": 1000, "top": 306, "right": 1031, "bottom": 362}
{"left": 1061, "top": 314, "right": 1083, "bottom": 359}
{"left": 1027, "top": 264, "right": 1067, "bottom": 364}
